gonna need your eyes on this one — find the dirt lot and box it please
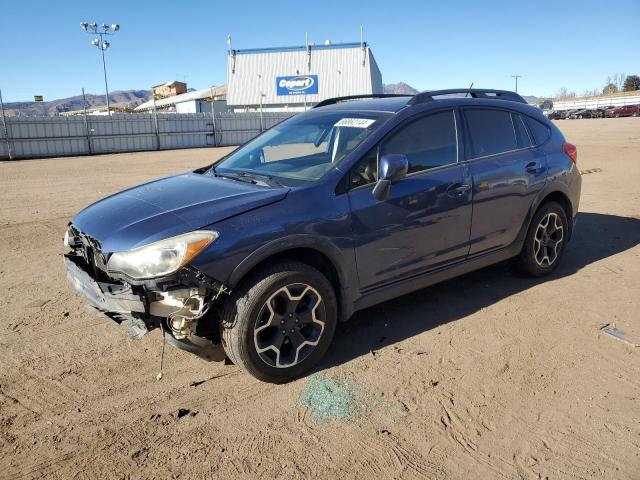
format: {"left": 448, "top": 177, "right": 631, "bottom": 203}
{"left": 1, "top": 118, "right": 639, "bottom": 479}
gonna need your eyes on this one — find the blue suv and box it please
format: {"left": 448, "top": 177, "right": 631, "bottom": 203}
{"left": 64, "top": 89, "right": 581, "bottom": 382}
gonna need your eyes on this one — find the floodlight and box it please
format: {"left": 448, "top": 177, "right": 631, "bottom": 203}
{"left": 111, "top": 24, "right": 120, "bottom": 31}
{"left": 80, "top": 22, "right": 88, "bottom": 30}
{"left": 91, "top": 38, "right": 100, "bottom": 46}
{"left": 102, "top": 41, "right": 110, "bottom": 49}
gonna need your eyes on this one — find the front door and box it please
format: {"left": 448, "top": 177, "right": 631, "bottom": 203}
{"left": 346, "top": 109, "right": 473, "bottom": 291}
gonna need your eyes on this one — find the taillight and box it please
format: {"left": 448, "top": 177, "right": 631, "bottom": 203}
{"left": 563, "top": 142, "right": 577, "bottom": 164}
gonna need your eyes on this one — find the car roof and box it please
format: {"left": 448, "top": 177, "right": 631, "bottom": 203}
{"left": 312, "top": 95, "right": 546, "bottom": 122}
{"left": 313, "top": 96, "right": 412, "bottom": 113}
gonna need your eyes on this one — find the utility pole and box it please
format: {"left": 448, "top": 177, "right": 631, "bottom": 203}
{"left": 81, "top": 88, "right": 92, "bottom": 154}
{"left": 0, "top": 87, "right": 14, "bottom": 160}
{"left": 511, "top": 74, "right": 522, "bottom": 93}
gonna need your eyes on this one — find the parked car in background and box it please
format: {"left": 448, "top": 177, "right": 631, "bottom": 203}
{"left": 547, "top": 110, "right": 565, "bottom": 120}
{"left": 605, "top": 105, "right": 640, "bottom": 118}
{"left": 568, "top": 109, "right": 602, "bottom": 119}
{"left": 63, "top": 89, "right": 582, "bottom": 383}
{"left": 568, "top": 109, "right": 590, "bottom": 119}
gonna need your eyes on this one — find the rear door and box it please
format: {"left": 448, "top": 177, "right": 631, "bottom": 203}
{"left": 461, "top": 108, "right": 547, "bottom": 255}
{"left": 346, "top": 109, "right": 473, "bottom": 290}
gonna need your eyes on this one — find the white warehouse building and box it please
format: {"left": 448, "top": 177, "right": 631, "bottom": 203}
{"left": 226, "top": 41, "right": 383, "bottom": 112}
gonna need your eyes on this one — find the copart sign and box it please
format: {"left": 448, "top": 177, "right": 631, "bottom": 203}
{"left": 276, "top": 75, "right": 318, "bottom": 96}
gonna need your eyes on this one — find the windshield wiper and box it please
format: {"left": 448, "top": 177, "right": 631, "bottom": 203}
{"left": 235, "top": 171, "right": 283, "bottom": 187}
{"left": 211, "top": 167, "right": 282, "bottom": 187}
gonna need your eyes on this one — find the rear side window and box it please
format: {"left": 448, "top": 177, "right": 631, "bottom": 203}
{"left": 512, "top": 113, "right": 532, "bottom": 149}
{"left": 380, "top": 110, "right": 457, "bottom": 174}
{"left": 463, "top": 109, "right": 517, "bottom": 158}
{"left": 525, "top": 117, "right": 551, "bottom": 145}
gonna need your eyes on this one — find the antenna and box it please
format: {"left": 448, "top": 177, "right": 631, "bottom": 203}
{"left": 360, "top": 25, "right": 365, "bottom": 66}
{"left": 306, "top": 31, "right": 311, "bottom": 72}
{"left": 466, "top": 82, "right": 474, "bottom": 97}
{"left": 227, "top": 35, "right": 236, "bottom": 74}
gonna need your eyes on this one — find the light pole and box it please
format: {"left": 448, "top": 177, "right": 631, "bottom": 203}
{"left": 81, "top": 22, "right": 120, "bottom": 116}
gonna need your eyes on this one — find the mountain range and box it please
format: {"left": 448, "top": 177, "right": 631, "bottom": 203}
{"left": 3, "top": 90, "right": 151, "bottom": 116}
{"left": 2, "top": 83, "right": 541, "bottom": 116}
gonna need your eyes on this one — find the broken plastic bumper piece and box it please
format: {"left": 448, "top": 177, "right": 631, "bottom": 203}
{"left": 64, "top": 254, "right": 146, "bottom": 314}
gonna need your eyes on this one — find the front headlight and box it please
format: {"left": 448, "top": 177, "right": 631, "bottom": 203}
{"left": 106, "top": 230, "right": 218, "bottom": 280}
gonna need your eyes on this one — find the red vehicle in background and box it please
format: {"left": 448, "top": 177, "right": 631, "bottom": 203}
{"left": 605, "top": 105, "right": 640, "bottom": 117}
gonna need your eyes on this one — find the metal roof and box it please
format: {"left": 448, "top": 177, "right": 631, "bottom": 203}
{"left": 232, "top": 42, "right": 366, "bottom": 55}
{"left": 135, "top": 85, "right": 226, "bottom": 111}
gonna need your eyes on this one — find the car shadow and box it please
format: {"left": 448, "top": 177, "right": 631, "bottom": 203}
{"left": 318, "top": 212, "right": 640, "bottom": 372}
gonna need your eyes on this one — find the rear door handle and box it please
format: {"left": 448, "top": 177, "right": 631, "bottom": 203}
{"left": 526, "top": 161, "right": 541, "bottom": 173}
{"left": 446, "top": 183, "right": 471, "bottom": 197}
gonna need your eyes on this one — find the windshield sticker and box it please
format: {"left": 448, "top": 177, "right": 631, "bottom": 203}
{"left": 334, "top": 118, "right": 376, "bottom": 128}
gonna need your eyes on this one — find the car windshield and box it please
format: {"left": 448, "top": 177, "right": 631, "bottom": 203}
{"left": 206, "top": 111, "right": 391, "bottom": 186}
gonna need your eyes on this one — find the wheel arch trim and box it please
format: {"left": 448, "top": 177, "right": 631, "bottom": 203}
{"left": 226, "top": 235, "right": 357, "bottom": 321}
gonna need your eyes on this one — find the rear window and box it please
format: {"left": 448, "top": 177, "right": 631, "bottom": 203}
{"left": 525, "top": 117, "right": 551, "bottom": 145}
{"left": 463, "top": 109, "right": 517, "bottom": 158}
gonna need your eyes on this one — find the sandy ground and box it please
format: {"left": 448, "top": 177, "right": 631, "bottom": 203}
{"left": 1, "top": 118, "right": 639, "bottom": 479}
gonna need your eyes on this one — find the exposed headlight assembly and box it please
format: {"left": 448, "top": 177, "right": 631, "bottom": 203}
{"left": 106, "top": 231, "right": 218, "bottom": 280}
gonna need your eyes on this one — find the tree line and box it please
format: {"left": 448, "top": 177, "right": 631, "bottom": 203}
{"left": 554, "top": 73, "right": 640, "bottom": 99}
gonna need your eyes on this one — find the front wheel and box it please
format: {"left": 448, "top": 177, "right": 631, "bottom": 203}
{"left": 515, "top": 202, "right": 568, "bottom": 277}
{"left": 221, "top": 261, "right": 337, "bottom": 383}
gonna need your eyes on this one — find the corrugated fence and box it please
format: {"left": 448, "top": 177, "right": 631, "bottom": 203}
{"left": 0, "top": 112, "right": 294, "bottom": 160}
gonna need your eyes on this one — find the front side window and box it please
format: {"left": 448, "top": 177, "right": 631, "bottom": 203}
{"left": 380, "top": 110, "right": 458, "bottom": 174}
{"left": 208, "top": 111, "right": 391, "bottom": 186}
{"left": 463, "top": 108, "right": 517, "bottom": 159}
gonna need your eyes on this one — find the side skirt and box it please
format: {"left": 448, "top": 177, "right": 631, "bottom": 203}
{"left": 352, "top": 242, "right": 522, "bottom": 313}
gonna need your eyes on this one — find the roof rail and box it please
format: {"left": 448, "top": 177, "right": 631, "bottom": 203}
{"left": 408, "top": 89, "right": 527, "bottom": 105}
{"left": 313, "top": 94, "right": 409, "bottom": 109}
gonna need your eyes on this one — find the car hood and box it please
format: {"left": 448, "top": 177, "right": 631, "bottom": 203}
{"left": 71, "top": 172, "right": 288, "bottom": 252}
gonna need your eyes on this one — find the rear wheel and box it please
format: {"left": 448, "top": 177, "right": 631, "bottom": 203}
{"left": 515, "top": 202, "right": 568, "bottom": 277}
{"left": 221, "top": 261, "right": 337, "bottom": 383}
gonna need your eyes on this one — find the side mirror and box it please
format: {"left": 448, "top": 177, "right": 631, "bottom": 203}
{"left": 372, "top": 154, "right": 409, "bottom": 201}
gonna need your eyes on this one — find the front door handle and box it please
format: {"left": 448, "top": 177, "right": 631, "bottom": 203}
{"left": 446, "top": 183, "right": 471, "bottom": 197}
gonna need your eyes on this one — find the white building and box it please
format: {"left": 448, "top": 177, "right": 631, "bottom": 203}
{"left": 134, "top": 86, "right": 227, "bottom": 114}
{"left": 226, "top": 41, "right": 383, "bottom": 112}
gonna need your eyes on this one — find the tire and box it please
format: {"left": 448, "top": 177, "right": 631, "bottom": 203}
{"left": 515, "top": 201, "right": 568, "bottom": 277}
{"left": 220, "top": 261, "right": 337, "bottom": 383}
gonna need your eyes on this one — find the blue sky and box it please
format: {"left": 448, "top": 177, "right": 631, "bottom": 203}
{"left": 1, "top": 0, "right": 638, "bottom": 102}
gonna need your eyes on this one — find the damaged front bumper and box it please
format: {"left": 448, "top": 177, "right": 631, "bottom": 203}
{"left": 63, "top": 251, "right": 227, "bottom": 360}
